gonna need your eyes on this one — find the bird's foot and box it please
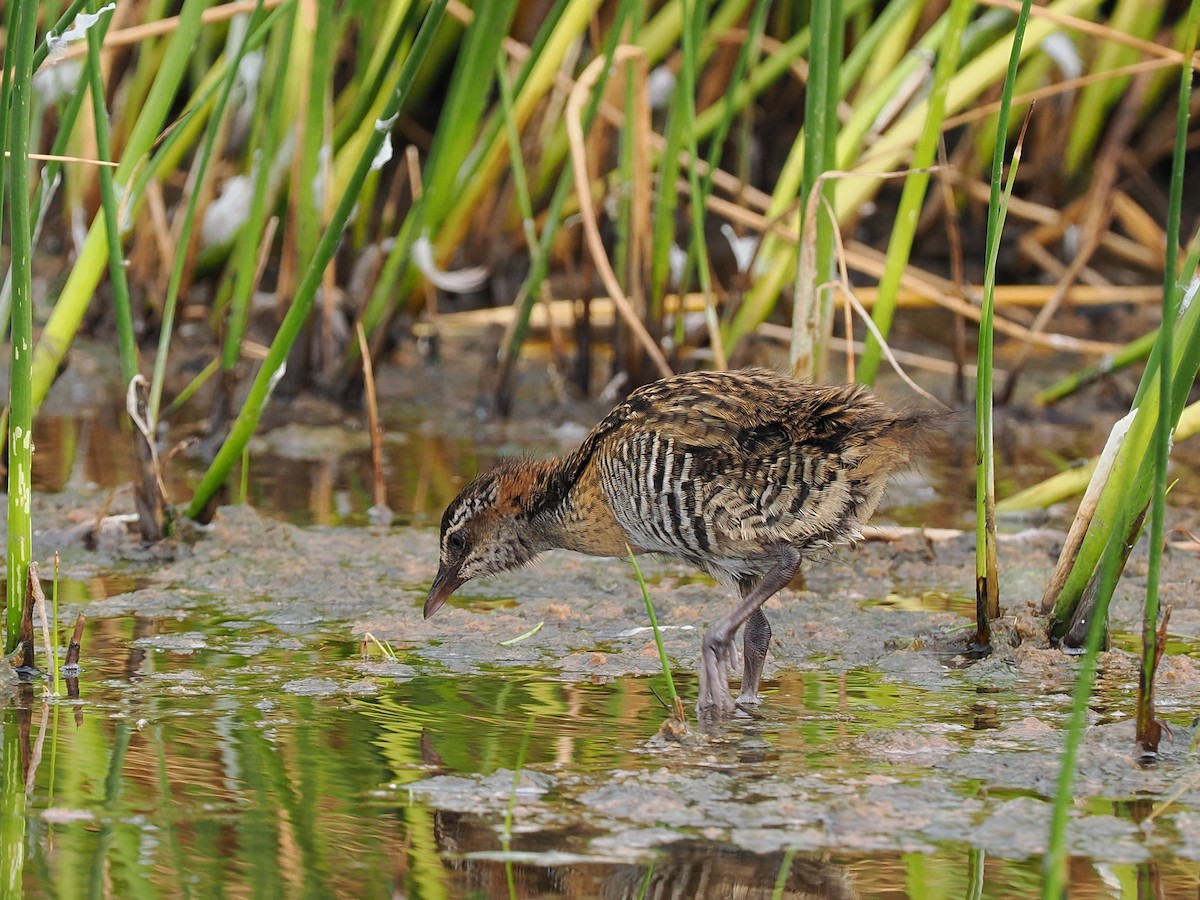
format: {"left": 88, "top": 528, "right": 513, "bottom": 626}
{"left": 696, "top": 628, "right": 736, "bottom": 714}
{"left": 735, "top": 686, "right": 762, "bottom": 707}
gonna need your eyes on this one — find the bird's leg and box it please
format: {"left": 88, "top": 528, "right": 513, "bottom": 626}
{"left": 724, "top": 578, "right": 756, "bottom": 678}
{"left": 737, "top": 607, "right": 772, "bottom": 707}
{"left": 698, "top": 544, "right": 801, "bottom": 714}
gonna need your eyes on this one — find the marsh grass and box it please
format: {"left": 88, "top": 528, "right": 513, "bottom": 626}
{"left": 975, "top": 0, "right": 1037, "bottom": 646}
{"left": 627, "top": 546, "right": 684, "bottom": 722}
{"left": 1044, "top": 2, "right": 1200, "bottom": 891}
{"left": 4, "top": 0, "right": 40, "bottom": 654}
{"left": 48, "top": 553, "right": 61, "bottom": 696}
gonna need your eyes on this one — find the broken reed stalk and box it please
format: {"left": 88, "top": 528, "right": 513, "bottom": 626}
{"left": 65, "top": 614, "right": 85, "bottom": 668}
{"left": 18, "top": 565, "right": 36, "bottom": 670}
{"left": 1000, "top": 399, "right": 1200, "bottom": 513}
{"left": 83, "top": 5, "right": 169, "bottom": 542}
{"left": 356, "top": 323, "right": 389, "bottom": 518}
{"left": 1137, "top": 606, "right": 1173, "bottom": 760}
{"left": 127, "top": 376, "right": 170, "bottom": 541}
{"left": 1044, "top": 197, "right": 1199, "bottom": 900}
{"left": 28, "top": 563, "right": 53, "bottom": 683}
{"left": 64, "top": 613, "right": 86, "bottom": 700}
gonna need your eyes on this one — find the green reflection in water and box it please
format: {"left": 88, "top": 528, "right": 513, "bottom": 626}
{"left": 4, "top": 610, "right": 1199, "bottom": 897}
{"left": 2, "top": 714, "right": 27, "bottom": 897}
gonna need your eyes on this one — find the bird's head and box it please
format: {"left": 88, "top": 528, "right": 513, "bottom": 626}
{"left": 424, "top": 462, "right": 556, "bottom": 618}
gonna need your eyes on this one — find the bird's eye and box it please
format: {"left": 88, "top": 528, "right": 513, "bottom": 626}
{"left": 447, "top": 531, "right": 467, "bottom": 555}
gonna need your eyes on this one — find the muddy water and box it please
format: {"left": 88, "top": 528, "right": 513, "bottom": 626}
{"left": 6, "top": 358, "right": 1200, "bottom": 897}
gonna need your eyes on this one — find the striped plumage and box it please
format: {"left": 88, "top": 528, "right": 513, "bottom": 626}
{"left": 425, "top": 368, "right": 930, "bottom": 714}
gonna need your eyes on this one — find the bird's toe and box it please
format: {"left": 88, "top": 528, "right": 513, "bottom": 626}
{"left": 735, "top": 687, "right": 762, "bottom": 707}
{"left": 697, "top": 633, "right": 736, "bottom": 713}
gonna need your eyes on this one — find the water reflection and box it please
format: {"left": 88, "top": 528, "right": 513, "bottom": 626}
{"left": 26, "top": 402, "right": 994, "bottom": 532}
{"left": 32, "top": 409, "right": 543, "bottom": 529}
{"left": 3, "top": 612, "right": 1197, "bottom": 897}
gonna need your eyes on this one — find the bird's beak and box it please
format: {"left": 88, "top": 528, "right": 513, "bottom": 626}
{"left": 424, "top": 565, "right": 465, "bottom": 619}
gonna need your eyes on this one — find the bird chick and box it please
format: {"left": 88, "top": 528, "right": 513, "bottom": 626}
{"left": 425, "top": 368, "right": 932, "bottom": 714}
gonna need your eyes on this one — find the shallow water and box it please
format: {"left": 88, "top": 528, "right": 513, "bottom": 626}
{"left": 7, "top": 582, "right": 1200, "bottom": 898}
{"left": 6, "top": 386, "right": 1200, "bottom": 897}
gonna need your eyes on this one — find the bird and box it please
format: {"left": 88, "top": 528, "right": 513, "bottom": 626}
{"left": 424, "top": 368, "right": 931, "bottom": 714}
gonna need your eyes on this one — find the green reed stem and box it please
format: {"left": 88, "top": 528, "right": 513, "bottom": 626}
{"left": 967, "top": 847, "right": 985, "bottom": 899}
{"left": 496, "top": 57, "right": 537, "bottom": 252}
{"left": 771, "top": 848, "right": 796, "bottom": 900}
{"left": 502, "top": 719, "right": 534, "bottom": 850}
{"left": 635, "top": 864, "right": 655, "bottom": 899}
{"left": 612, "top": 5, "right": 642, "bottom": 327}
{"left": 976, "top": 0, "right": 1034, "bottom": 644}
{"left": 52, "top": 553, "right": 61, "bottom": 696}
{"left": 2, "top": 55, "right": 89, "bottom": 329}
{"left": 649, "top": 68, "right": 687, "bottom": 312}
{"left": 648, "top": 0, "right": 766, "bottom": 341}
{"left": 4, "top": 0, "right": 39, "bottom": 654}
{"left": 331, "top": 4, "right": 419, "bottom": 150}
{"left": 239, "top": 445, "right": 251, "bottom": 505}
{"left": 185, "top": 0, "right": 450, "bottom": 520}
{"left": 492, "top": 50, "right": 546, "bottom": 377}
{"left": 1034, "top": 330, "right": 1158, "bottom": 406}
{"left": 1046, "top": 12, "right": 1197, "bottom": 885}
{"left": 627, "top": 547, "right": 678, "bottom": 708}
{"left": 1044, "top": 514, "right": 1127, "bottom": 896}
{"left": 1, "top": 0, "right": 89, "bottom": 327}
{"left": 1138, "top": 0, "right": 1198, "bottom": 757}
